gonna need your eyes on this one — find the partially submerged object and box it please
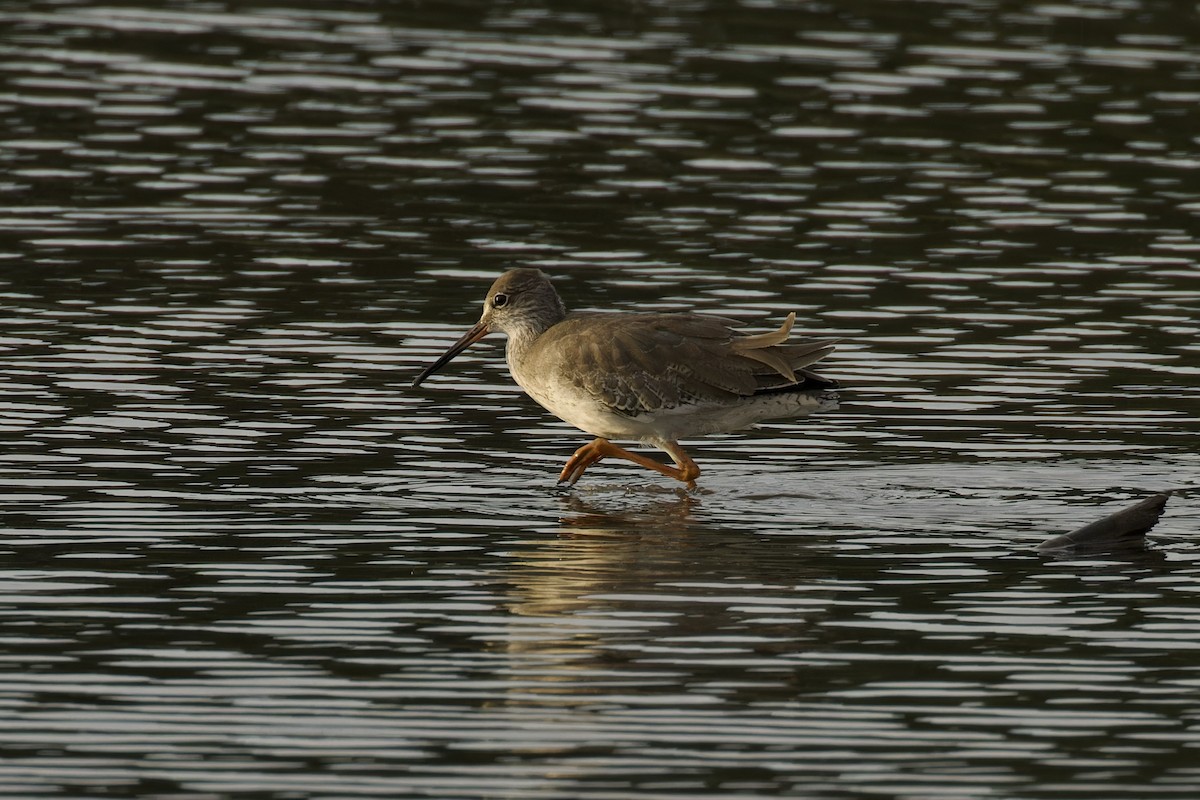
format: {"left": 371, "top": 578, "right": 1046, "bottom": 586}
{"left": 1037, "top": 492, "right": 1171, "bottom": 552}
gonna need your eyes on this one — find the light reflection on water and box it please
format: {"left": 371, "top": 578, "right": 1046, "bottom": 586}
{"left": 1, "top": 0, "right": 1199, "bottom": 797}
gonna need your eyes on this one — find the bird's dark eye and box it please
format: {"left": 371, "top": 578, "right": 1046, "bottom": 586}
{"left": 492, "top": 293, "right": 508, "bottom": 308}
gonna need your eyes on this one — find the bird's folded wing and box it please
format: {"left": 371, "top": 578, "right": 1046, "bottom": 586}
{"left": 541, "top": 312, "right": 834, "bottom": 415}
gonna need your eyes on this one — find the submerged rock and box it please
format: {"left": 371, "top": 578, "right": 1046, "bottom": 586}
{"left": 1037, "top": 493, "right": 1170, "bottom": 552}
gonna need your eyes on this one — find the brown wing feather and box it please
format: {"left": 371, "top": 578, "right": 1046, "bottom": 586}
{"left": 534, "top": 311, "right": 835, "bottom": 415}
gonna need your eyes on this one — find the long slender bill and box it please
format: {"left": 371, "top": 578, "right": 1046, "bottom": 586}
{"left": 411, "top": 321, "right": 490, "bottom": 388}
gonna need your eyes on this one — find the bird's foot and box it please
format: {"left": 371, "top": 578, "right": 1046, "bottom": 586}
{"left": 558, "top": 438, "right": 610, "bottom": 486}
{"left": 557, "top": 438, "right": 701, "bottom": 487}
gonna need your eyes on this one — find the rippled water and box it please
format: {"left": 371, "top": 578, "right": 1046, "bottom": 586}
{"left": 1, "top": 1, "right": 1198, "bottom": 797}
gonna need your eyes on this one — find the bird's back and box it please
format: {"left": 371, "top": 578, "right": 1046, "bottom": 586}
{"left": 514, "top": 310, "right": 837, "bottom": 420}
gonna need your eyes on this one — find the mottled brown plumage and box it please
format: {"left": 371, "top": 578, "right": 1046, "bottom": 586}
{"left": 412, "top": 268, "right": 839, "bottom": 485}
{"left": 525, "top": 311, "right": 837, "bottom": 416}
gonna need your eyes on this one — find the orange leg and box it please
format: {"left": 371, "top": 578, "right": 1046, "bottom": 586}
{"left": 558, "top": 438, "right": 701, "bottom": 486}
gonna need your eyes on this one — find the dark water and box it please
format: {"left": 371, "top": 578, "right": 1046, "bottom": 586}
{"left": 1, "top": 1, "right": 1198, "bottom": 797}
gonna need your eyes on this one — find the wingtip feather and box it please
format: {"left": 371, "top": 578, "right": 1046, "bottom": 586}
{"left": 733, "top": 312, "right": 796, "bottom": 351}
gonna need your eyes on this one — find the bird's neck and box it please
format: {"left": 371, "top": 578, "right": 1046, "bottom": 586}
{"left": 504, "top": 318, "right": 552, "bottom": 366}
{"left": 503, "top": 306, "right": 565, "bottom": 368}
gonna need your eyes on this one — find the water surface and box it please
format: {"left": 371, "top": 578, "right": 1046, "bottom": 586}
{"left": 1, "top": 1, "right": 1198, "bottom": 798}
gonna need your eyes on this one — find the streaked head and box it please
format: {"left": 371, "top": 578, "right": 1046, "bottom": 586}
{"left": 411, "top": 268, "right": 566, "bottom": 388}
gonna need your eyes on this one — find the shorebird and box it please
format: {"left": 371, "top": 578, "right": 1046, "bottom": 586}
{"left": 411, "top": 269, "right": 838, "bottom": 486}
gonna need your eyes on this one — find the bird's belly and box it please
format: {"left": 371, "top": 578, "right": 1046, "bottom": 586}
{"left": 518, "top": 378, "right": 640, "bottom": 440}
{"left": 518, "top": 371, "right": 838, "bottom": 443}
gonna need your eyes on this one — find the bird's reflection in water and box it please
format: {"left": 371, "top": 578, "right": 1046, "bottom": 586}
{"left": 477, "top": 490, "right": 713, "bottom": 719}
{"left": 557, "top": 487, "right": 703, "bottom": 534}
{"left": 503, "top": 487, "right": 706, "bottom": 619}
{"left": 489, "top": 487, "right": 836, "bottom": 719}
